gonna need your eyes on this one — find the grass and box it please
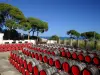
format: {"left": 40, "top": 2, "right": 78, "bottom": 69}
{"left": 59, "top": 39, "right": 100, "bottom": 50}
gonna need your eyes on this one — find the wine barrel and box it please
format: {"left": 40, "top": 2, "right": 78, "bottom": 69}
{"left": 66, "top": 51, "right": 73, "bottom": 59}
{"left": 61, "top": 50, "right": 66, "bottom": 57}
{"left": 72, "top": 52, "right": 80, "bottom": 60}
{"left": 27, "top": 58, "right": 39, "bottom": 73}
{"left": 43, "top": 54, "right": 49, "bottom": 63}
{"left": 93, "top": 57, "right": 100, "bottom": 65}
{"left": 71, "top": 65, "right": 80, "bottom": 75}
{"left": 78, "top": 53, "right": 85, "bottom": 62}
{"left": 82, "top": 66, "right": 100, "bottom": 75}
{"left": 52, "top": 50, "right": 61, "bottom": 56}
{"left": 48, "top": 55, "right": 55, "bottom": 66}
{"left": 54, "top": 57, "right": 67, "bottom": 69}
{"left": 53, "top": 71, "right": 69, "bottom": 75}
{"left": 76, "top": 62, "right": 87, "bottom": 71}
{"left": 40, "top": 67, "right": 57, "bottom": 75}
{"left": 25, "top": 69, "right": 32, "bottom": 75}
{"left": 33, "top": 63, "right": 50, "bottom": 75}
{"left": 85, "top": 54, "right": 95, "bottom": 63}
{"left": 71, "top": 60, "right": 85, "bottom": 75}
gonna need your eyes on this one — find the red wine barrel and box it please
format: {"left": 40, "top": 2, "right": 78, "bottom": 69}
{"left": 51, "top": 50, "right": 61, "bottom": 56}
{"left": 62, "top": 59, "right": 77, "bottom": 73}
{"left": 25, "top": 69, "right": 32, "bottom": 75}
{"left": 82, "top": 66, "right": 100, "bottom": 75}
{"left": 71, "top": 65, "right": 80, "bottom": 75}
{"left": 66, "top": 51, "right": 73, "bottom": 58}
{"left": 27, "top": 58, "right": 39, "bottom": 73}
{"left": 78, "top": 53, "right": 86, "bottom": 62}
{"left": 43, "top": 54, "right": 49, "bottom": 63}
{"left": 54, "top": 57, "right": 67, "bottom": 69}
{"left": 48, "top": 55, "right": 55, "bottom": 66}
{"left": 61, "top": 50, "right": 66, "bottom": 57}
{"left": 85, "top": 54, "right": 95, "bottom": 63}
{"left": 76, "top": 62, "right": 87, "bottom": 71}
{"left": 72, "top": 52, "right": 80, "bottom": 60}
{"left": 62, "top": 61, "right": 70, "bottom": 72}
{"left": 39, "top": 67, "right": 57, "bottom": 75}
{"left": 33, "top": 63, "right": 50, "bottom": 75}
{"left": 71, "top": 61, "right": 86, "bottom": 75}
{"left": 93, "top": 57, "right": 100, "bottom": 65}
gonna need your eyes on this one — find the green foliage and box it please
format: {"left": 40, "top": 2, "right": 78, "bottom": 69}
{"left": 0, "top": 3, "right": 25, "bottom": 30}
{"left": 20, "top": 21, "right": 31, "bottom": 31}
{"left": 27, "top": 17, "right": 48, "bottom": 36}
{"left": 81, "top": 31, "right": 100, "bottom": 40}
{"left": 9, "top": 7, "right": 25, "bottom": 20}
{"left": 79, "top": 41, "right": 85, "bottom": 49}
{"left": 0, "top": 3, "right": 25, "bottom": 21}
{"left": 0, "top": 3, "right": 48, "bottom": 38}
{"left": 49, "top": 35, "right": 59, "bottom": 41}
{"left": 5, "top": 20, "right": 18, "bottom": 29}
{"left": 27, "top": 17, "right": 39, "bottom": 28}
{"left": 27, "top": 17, "right": 48, "bottom": 32}
{"left": 67, "top": 30, "right": 80, "bottom": 38}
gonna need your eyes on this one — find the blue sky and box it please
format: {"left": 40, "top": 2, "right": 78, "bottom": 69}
{"left": 0, "top": 0, "right": 100, "bottom": 37}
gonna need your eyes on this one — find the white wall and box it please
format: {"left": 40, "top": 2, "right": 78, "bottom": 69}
{"left": 47, "top": 40, "right": 57, "bottom": 44}
{"left": 0, "top": 40, "right": 57, "bottom": 44}
{"left": 0, "top": 33, "right": 4, "bottom": 44}
{"left": 0, "top": 40, "right": 36, "bottom": 44}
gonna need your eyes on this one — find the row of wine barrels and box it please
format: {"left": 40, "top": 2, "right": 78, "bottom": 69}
{"left": 30, "top": 44, "right": 89, "bottom": 57}
{"left": 10, "top": 51, "right": 36, "bottom": 75}
{"left": 9, "top": 58, "right": 32, "bottom": 75}
{"left": 23, "top": 46, "right": 100, "bottom": 67}
{"left": 10, "top": 50, "right": 40, "bottom": 71}
{"left": 0, "top": 43, "right": 32, "bottom": 52}
{"left": 22, "top": 49, "right": 76, "bottom": 73}
{"left": 52, "top": 71, "right": 69, "bottom": 75}
{"left": 35, "top": 44, "right": 100, "bottom": 57}
{"left": 31, "top": 47, "right": 96, "bottom": 65}
{"left": 10, "top": 50, "right": 64, "bottom": 75}
{"left": 23, "top": 48, "right": 100, "bottom": 75}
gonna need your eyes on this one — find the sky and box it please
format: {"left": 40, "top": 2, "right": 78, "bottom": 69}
{"left": 0, "top": 0, "right": 100, "bottom": 37}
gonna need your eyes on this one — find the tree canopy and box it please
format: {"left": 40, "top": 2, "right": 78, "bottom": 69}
{"left": 5, "top": 19, "right": 18, "bottom": 29}
{"left": 49, "top": 35, "right": 60, "bottom": 41}
{"left": 0, "top": 3, "right": 48, "bottom": 39}
{"left": 26, "top": 17, "right": 48, "bottom": 36}
{"left": 0, "top": 3, "right": 25, "bottom": 21}
{"left": 81, "top": 31, "right": 100, "bottom": 40}
{"left": 0, "top": 3, "right": 25, "bottom": 30}
{"left": 67, "top": 30, "right": 80, "bottom": 38}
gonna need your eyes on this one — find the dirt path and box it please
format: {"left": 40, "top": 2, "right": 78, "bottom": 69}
{"left": 0, "top": 52, "right": 21, "bottom": 75}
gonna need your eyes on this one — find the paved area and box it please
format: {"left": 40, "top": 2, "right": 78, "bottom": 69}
{"left": 0, "top": 52, "right": 21, "bottom": 75}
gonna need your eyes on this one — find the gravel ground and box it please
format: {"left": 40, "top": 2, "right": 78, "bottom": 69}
{"left": 0, "top": 52, "right": 21, "bottom": 75}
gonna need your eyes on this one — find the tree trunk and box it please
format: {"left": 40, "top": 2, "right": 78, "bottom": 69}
{"left": 77, "top": 38, "right": 79, "bottom": 48}
{"left": 8, "top": 30, "right": 11, "bottom": 40}
{"left": 36, "top": 31, "right": 39, "bottom": 42}
{"left": 94, "top": 40, "right": 97, "bottom": 50}
{"left": 32, "top": 31, "right": 35, "bottom": 36}
{"left": 37, "top": 31, "right": 39, "bottom": 37}
{"left": 70, "top": 35, "right": 72, "bottom": 46}
{"left": 84, "top": 39, "right": 87, "bottom": 49}
{"left": 28, "top": 32, "right": 30, "bottom": 40}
